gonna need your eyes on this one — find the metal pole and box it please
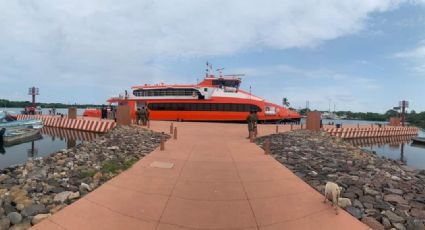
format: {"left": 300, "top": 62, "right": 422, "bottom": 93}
{"left": 160, "top": 135, "right": 165, "bottom": 151}
{"left": 401, "top": 101, "right": 406, "bottom": 127}
{"left": 264, "top": 139, "right": 270, "bottom": 155}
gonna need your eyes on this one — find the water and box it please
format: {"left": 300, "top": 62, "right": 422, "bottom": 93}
{"left": 1, "top": 107, "right": 86, "bottom": 116}
{"left": 324, "top": 119, "right": 425, "bottom": 170}
{"left": 0, "top": 127, "right": 98, "bottom": 169}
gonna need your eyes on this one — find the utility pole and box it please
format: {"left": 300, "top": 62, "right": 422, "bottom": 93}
{"left": 328, "top": 99, "right": 331, "bottom": 113}
{"left": 28, "top": 87, "right": 39, "bottom": 108}
{"left": 399, "top": 100, "right": 409, "bottom": 127}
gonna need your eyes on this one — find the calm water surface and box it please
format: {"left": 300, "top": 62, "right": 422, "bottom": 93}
{"left": 0, "top": 127, "right": 98, "bottom": 169}
{"left": 323, "top": 119, "right": 425, "bottom": 170}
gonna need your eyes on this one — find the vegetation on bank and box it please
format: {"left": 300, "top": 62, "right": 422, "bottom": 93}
{"left": 298, "top": 108, "right": 425, "bottom": 129}
{"left": 0, "top": 99, "right": 100, "bottom": 109}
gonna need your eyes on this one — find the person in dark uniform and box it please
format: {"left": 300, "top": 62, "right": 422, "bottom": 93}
{"left": 246, "top": 111, "right": 258, "bottom": 138}
{"left": 141, "top": 106, "right": 147, "bottom": 125}
{"left": 136, "top": 108, "right": 143, "bottom": 125}
{"left": 144, "top": 106, "right": 150, "bottom": 125}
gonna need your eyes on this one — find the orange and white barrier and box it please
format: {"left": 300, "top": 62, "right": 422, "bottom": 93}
{"left": 41, "top": 126, "right": 98, "bottom": 141}
{"left": 323, "top": 127, "right": 419, "bottom": 139}
{"left": 347, "top": 135, "right": 413, "bottom": 147}
{"left": 16, "top": 115, "right": 116, "bottom": 133}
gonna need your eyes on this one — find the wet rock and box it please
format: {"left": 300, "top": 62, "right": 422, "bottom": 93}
{"left": 393, "top": 223, "right": 407, "bottom": 230}
{"left": 406, "top": 218, "right": 425, "bottom": 230}
{"left": 364, "top": 186, "right": 380, "bottom": 196}
{"left": 3, "top": 204, "right": 17, "bottom": 214}
{"left": 0, "top": 174, "right": 10, "bottom": 183}
{"left": 382, "top": 217, "right": 392, "bottom": 229}
{"left": 68, "top": 192, "right": 80, "bottom": 200}
{"left": 79, "top": 183, "right": 92, "bottom": 192}
{"left": 384, "top": 188, "right": 404, "bottom": 195}
{"left": 53, "top": 191, "right": 72, "bottom": 203}
{"left": 7, "top": 212, "right": 22, "bottom": 225}
{"left": 384, "top": 194, "right": 408, "bottom": 205}
{"left": 0, "top": 218, "right": 10, "bottom": 229}
{"left": 391, "top": 176, "right": 401, "bottom": 181}
{"left": 9, "top": 222, "right": 31, "bottom": 230}
{"left": 353, "top": 200, "right": 364, "bottom": 209}
{"left": 21, "top": 204, "right": 47, "bottom": 217}
{"left": 385, "top": 211, "right": 405, "bottom": 223}
{"left": 346, "top": 206, "right": 363, "bottom": 219}
{"left": 31, "top": 213, "right": 51, "bottom": 225}
{"left": 410, "top": 208, "right": 425, "bottom": 219}
{"left": 362, "top": 217, "right": 384, "bottom": 230}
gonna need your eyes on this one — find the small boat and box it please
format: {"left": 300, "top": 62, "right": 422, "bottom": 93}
{"left": 1, "top": 111, "right": 43, "bottom": 129}
{"left": 1, "top": 128, "right": 42, "bottom": 146}
{"left": 411, "top": 137, "right": 425, "bottom": 145}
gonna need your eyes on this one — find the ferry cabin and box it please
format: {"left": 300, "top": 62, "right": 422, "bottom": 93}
{"left": 107, "top": 76, "right": 301, "bottom": 123}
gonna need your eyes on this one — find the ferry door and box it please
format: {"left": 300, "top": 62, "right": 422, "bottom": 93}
{"left": 136, "top": 101, "right": 147, "bottom": 110}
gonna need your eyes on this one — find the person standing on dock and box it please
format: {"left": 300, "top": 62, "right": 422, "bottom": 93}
{"left": 141, "top": 106, "right": 147, "bottom": 126}
{"left": 136, "top": 108, "right": 143, "bottom": 125}
{"left": 145, "top": 106, "right": 150, "bottom": 124}
{"left": 246, "top": 111, "right": 258, "bottom": 138}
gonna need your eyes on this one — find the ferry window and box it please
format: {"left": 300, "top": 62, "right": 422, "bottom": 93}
{"left": 182, "top": 104, "right": 189, "bottom": 111}
{"left": 204, "top": 88, "right": 208, "bottom": 92}
{"left": 170, "top": 103, "right": 177, "bottom": 110}
{"left": 223, "top": 104, "right": 231, "bottom": 111}
{"left": 210, "top": 103, "right": 217, "bottom": 111}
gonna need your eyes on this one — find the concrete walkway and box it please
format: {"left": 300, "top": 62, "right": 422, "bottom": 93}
{"left": 32, "top": 122, "right": 369, "bottom": 230}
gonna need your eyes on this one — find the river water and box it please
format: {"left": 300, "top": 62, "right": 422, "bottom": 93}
{"left": 321, "top": 119, "right": 425, "bottom": 170}
{"left": 0, "top": 127, "right": 98, "bottom": 169}
{"left": 1, "top": 107, "right": 86, "bottom": 116}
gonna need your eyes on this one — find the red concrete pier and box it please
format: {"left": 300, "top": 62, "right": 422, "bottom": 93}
{"left": 32, "top": 122, "right": 369, "bottom": 230}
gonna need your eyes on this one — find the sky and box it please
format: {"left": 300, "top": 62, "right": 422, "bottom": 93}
{"left": 0, "top": 0, "right": 424, "bottom": 113}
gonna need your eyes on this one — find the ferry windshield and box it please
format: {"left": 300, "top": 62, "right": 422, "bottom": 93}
{"left": 212, "top": 79, "right": 240, "bottom": 88}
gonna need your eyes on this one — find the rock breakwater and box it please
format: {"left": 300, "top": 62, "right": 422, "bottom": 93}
{"left": 0, "top": 126, "right": 166, "bottom": 229}
{"left": 256, "top": 130, "right": 425, "bottom": 230}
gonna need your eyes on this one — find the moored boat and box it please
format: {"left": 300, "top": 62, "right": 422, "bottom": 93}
{"left": 96, "top": 64, "right": 301, "bottom": 123}
{"left": 1, "top": 128, "right": 42, "bottom": 147}
{"left": 412, "top": 137, "right": 425, "bottom": 145}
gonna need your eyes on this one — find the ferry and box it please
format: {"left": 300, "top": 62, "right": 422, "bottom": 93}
{"left": 90, "top": 64, "right": 301, "bottom": 123}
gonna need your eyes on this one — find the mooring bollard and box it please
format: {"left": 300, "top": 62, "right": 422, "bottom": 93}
{"left": 357, "top": 123, "right": 360, "bottom": 128}
{"left": 301, "top": 124, "right": 303, "bottom": 129}
{"left": 170, "top": 123, "right": 174, "bottom": 134}
{"left": 173, "top": 127, "right": 177, "bottom": 140}
{"left": 276, "top": 125, "right": 278, "bottom": 134}
{"left": 160, "top": 134, "right": 165, "bottom": 151}
{"left": 147, "top": 120, "right": 150, "bottom": 128}
{"left": 264, "top": 138, "right": 270, "bottom": 155}
{"left": 249, "top": 131, "right": 254, "bottom": 143}
{"left": 290, "top": 124, "right": 293, "bottom": 130}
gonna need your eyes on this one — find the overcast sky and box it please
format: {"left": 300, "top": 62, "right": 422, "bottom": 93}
{"left": 1, "top": 0, "right": 424, "bottom": 112}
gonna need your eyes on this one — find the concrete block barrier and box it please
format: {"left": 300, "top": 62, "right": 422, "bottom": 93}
{"left": 324, "top": 126, "right": 418, "bottom": 139}
{"left": 16, "top": 115, "right": 116, "bottom": 133}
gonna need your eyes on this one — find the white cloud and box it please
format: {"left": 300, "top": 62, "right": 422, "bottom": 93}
{"left": 227, "top": 64, "right": 382, "bottom": 111}
{"left": 0, "top": 0, "right": 417, "bottom": 103}
{"left": 394, "top": 42, "right": 425, "bottom": 74}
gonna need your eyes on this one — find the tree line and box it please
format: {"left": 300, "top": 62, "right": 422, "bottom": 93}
{"left": 298, "top": 108, "right": 425, "bottom": 129}
{"left": 0, "top": 99, "right": 100, "bottom": 109}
